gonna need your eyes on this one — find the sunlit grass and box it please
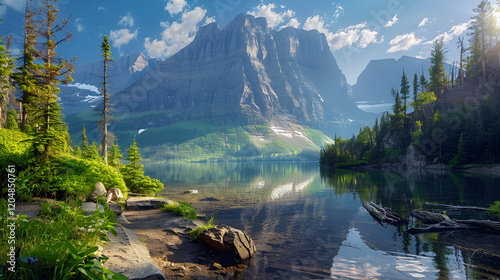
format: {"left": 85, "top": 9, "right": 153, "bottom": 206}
{"left": 162, "top": 201, "right": 198, "bottom": 220}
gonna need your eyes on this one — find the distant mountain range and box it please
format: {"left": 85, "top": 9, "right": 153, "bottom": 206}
{"left": 352, "top": 56, "right": 457, "bottom": 104}
{"left": 63, "top": 14, "right": 379, "bottom": 160}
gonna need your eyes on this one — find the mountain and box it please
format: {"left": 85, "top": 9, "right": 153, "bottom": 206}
{"left": 67, "top": 14, "right": 374, "bottom": 161}
{"left": 112, "top": 14, "right": 371, "bottom": 134}
{"left": 352, "top": 56, "right": 456, "bottom": 103}
{"left": 59, "top": 53, "right": 161, "bottom": 114}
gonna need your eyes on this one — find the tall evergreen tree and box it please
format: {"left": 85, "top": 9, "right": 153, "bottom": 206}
{"left": 468, "top": 1, "right": 497, "bottom": 70}
{"left": 97, "top": 36, "right": 114, "bottom": 165}
{"left": 29, "top": 0, "right": 76, "bottom": 160}
{"left": 0, "top": 22, "right": 15, "bottom": 129}
{"left": 13, "top": 0, "right": 39, "bottom": 131}
{"left": 428, "top": 39, "right": 447, "bottom": 96}
{"left": 456, "top": 37, "right": 465, "bottom": 85}
{"left": 400, "top": 70, "right": 410, "bottom": 121}
{"left": 413, "top": 73, "right": 419, "bottom": 103}
{"left": 419, "top": 71, "right": 427, "bottom": 93}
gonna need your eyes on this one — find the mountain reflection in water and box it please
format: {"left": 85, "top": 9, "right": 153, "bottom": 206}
{"left": 145, "top": 162, "right": 500, "bottom": 279}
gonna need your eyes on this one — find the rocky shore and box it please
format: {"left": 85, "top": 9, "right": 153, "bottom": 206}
{"left": 103, "top": 197, "right": 255, "bottom": 280}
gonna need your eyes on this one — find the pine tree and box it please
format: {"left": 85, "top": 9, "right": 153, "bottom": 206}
{"left": 97, "top": 36, "right": 114, "bottom": 165}
{"left": 413, "top": 73, "right": 419, "bottom": 103}
{"left": 0, "top": 21, "right": 15, "bottom": 129}
{"left": 29, "top": 0, "right": 76, "bottom": 160}
{"left": 122, "top": 141, "right": 145, "bottom": 191}
{"left": 400, "top": 70, "right": 410, "bottom": 121}
{"left": 428, "top": 39, "right": 447, "bottom": 96}
{"left": 13, "top": 0, "right": 39, "bottom": 131}
{"left": 108, "top": 144, "right": 123, "bottom": 170}
{"left": 81, "top": 125, "right": 89, "bottom": 154}
{"left": 420, "top": 71, "right": 427, "bottom": 93}
{"left": 468, "top": 1, "right": 497, "bottom": 70}
{"left": 456, "top": 37, "right": 465, "bottom": 85}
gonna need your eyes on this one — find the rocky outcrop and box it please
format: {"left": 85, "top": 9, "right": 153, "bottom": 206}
{"left": 103, "top": 224, "right": 166, "bottom": 280}
{"left": 198, "top": 225, "right": 256, "bottom": 267}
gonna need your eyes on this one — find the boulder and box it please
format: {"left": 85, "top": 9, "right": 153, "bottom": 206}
{"left": 198, "top": 225, "right": 256, "bottom": 267}
{"left": 106, "top": 188, "right": 124, "bottom": 204}
{"left": 91, "top": 182, "right": 107, "bottom": 199}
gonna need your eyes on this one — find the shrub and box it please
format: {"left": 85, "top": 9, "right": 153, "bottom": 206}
{"left": 488, "top": 201, "right": 500, "bottom": 218}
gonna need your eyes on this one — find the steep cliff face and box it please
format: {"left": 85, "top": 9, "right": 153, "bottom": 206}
{"left": 114, "top": 14, "right": 365, "bottom": 129}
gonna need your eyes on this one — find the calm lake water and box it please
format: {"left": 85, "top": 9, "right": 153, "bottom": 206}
{"left": 144, "top": 162, "right": 500, "bottom": 280}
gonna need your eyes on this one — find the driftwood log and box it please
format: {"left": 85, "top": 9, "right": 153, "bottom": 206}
{"left": 408, "top": 209, "right": 500, "bottom": 235}
{"left": 362, "top": 201, "right": 407, "bottom": 226}
{"left": 424, "top": 202, "right": 488, "bottom": 212}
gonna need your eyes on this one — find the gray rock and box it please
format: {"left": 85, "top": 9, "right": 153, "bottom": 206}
{"left": 126, "top": 197, "right": 174, "bottom": 210}
{"left": 199, "top": 225, "right": 256, "bottom": 267}
{"left": 81, "top": 202, "right": 104, "bottom": 215}
{"left": 109, "top": 204, "right": 122, "bottom": 215}
{"left": 91, "top": 182, "right": 107, "bottom": 199}
{"left": 103, "top": 224, "right": 166, "bottom": 280}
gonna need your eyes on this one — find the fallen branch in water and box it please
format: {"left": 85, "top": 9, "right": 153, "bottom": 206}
{"left": 408, "top": 209, "right": 500, "bottom": 235}
{"left": 424, "top": 202, "right": 488, "bottom": 212}
{"left": 362, "top": 201, "right": 407, "bottom": 226}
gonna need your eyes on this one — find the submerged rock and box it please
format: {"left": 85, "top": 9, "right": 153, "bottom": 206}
{"left": 198, "top": 225, "right": 256, "bottom": 267}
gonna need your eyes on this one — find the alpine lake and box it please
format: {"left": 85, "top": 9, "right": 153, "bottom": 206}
{"left": 144, "top": 162, "right": 500, "bottom": 279}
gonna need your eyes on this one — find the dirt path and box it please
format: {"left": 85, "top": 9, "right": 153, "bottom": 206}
{"left": 123, "top": 208, "right": 247, "bottom": 279}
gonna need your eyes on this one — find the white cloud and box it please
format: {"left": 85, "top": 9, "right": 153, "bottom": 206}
{"left": 333, "top": 3, "right": 344, "bottom": 21}
{"left": 165, "top": 0, "right": 188, "bottom": 16}
{"left": 425, "top": 21, "right": 470, "bottom": 45}
{"left": 304, "top": 15, "right": 380, "bottom": 51}
{"left": 98, "top": 6, "right": 106, "bottom": 11}
{"left": 384, "top": 14, "right": 398, "bottom": 27}
{"left": 416, "top": 55, "right": 423, "bottom": 59}
{"left": 279, "top": 18, "right": 300, "bottom": 30}
{"left": 387, "top": 32, "right": 422, "bottom": 53}
{"left": 75, "top": 18, "right": 85, "bottom": 32}
{"left": 118, "top": 11, "right": 135, "bottom": 28}
{"left": 247, "top": 4, "right": 295, "bottom": 29}
{"left": 67, "top": 83, "right": 100, "bottom": 94}
{"left": 303, "top": 15, "right": 331, "bottom": 35}
{"left": 109, "top": 28, "right": 138, "bottom": 48}
{"left": 2, "top": 0, "right": 24, "bottom": 12}
{"left": 144, "top": 6, "right": 207, "bottom": 58}
{"left": 418, "top": 18, "right": 429, "bottom": 27}
{"left": 204, "top": 16, "right": 216, "bottom": 26}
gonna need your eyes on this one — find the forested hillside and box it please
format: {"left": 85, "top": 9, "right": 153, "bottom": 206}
{"left": 321, "top": 0, "right": 500, "bottom": 169}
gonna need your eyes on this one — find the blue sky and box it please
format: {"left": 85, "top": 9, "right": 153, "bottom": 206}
{"left": 0, "top": 0, "right": 481, "bottom": 84}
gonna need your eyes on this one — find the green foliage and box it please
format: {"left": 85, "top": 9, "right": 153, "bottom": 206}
{"left": 0, "top": 200, "right": 126, "bottom": 279}
{"left": 189, "top": 216, "right": 216, "bottom": 239}
{"left": 6, "top": 107, "right": 18, "bottom": 129}
{"left": 14, "top": 155, "right": 128, "bottom": 201}
{"left": 108, "top": 144, "right": 123, "bottom": 170}
{"left": 162, "top": 201, "right": 198, "bottom": 220}
{"left": 488, "top": 201, "right": 500, "bottom": 217}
